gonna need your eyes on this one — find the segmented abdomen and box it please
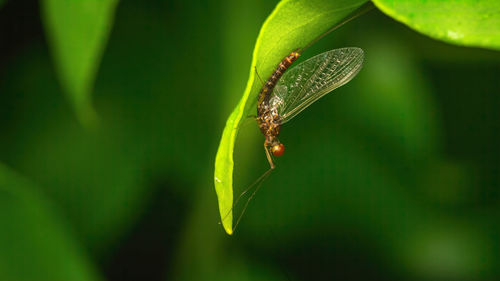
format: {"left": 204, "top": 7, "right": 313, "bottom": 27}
{"left": 257, "top": 51, "right": 300, "bottom": 112}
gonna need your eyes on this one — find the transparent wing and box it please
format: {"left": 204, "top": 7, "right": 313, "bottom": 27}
{"left": 270, "top": 47, "right": 364, "bottom": 124}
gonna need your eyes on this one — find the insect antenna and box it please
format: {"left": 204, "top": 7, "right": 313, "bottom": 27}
{"left": 220, "top": 167, "right": 274, "bottom": 233}
{"left": 298, "top": 2, "right": 374, "bottom": 53}
{"left": 255, "top": 66, "right": 265, "bottom": 86}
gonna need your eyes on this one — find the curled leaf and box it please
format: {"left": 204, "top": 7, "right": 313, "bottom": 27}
{"left": 214, "top": 0, "right": 368, "bottom": 235}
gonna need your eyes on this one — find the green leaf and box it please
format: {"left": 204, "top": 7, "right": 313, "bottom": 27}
{"left": 214, "top": 0, "right": 369, "bottom": 235}
{"left": 0, "top": 164, "right": 101, "bottom": 281}
{"left": 373, "top": 0, "right": 500, "bottom": 50}
{"left": 41, "top": 0, "right": 119, "bottom": 126}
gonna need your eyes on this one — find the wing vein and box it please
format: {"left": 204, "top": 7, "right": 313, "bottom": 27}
{"left": 269, "top": 48, "right": 364, "bottom": 124}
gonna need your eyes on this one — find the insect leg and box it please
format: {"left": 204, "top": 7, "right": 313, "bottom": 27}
{"left": 255, "top": 66, "right": 265, "bottom": 86}
{"left": 231, "top": 167, "right": 273, "bottom": 233}
{"left": 264, "top": 143, "right": 275, "bottom": 170}
{"left": 219, "top": 167, "right": 273, "bottom": 232}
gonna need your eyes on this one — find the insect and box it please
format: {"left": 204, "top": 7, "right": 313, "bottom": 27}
{"left": 256, "top": 47, "right": 364, "bottom": 169}
{"left": 224, "top": 48, "right": 365, "bottom": 232}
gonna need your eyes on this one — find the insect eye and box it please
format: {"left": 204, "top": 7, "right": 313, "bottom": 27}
{"left": 272, "top": 144, "right": 285, "bottom": 157}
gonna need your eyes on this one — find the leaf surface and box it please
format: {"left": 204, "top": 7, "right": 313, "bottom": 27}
{"left": 0, "top": 164, "right": 101, "bottom": 281}
{"left": 373, "top": 0, "right": 500, "bottom": 50}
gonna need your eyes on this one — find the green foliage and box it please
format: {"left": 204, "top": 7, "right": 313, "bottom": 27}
{"left": 0, "top": 50, "right": 150, "bottom": 254}
{"left": 214, "top": 0, "right": 500, "bottom": 236}
{"left": 373, "top": 0, "right": 500, "bottom": 50}
{"left": 214, "top": 0, "right": 368, "bottom": 235}
{"left": 0, "top": 164, "right": 101, "bottom": 281}
{"left": 2, "top": 0, "right": 500, "bottom": 280}
{"left": 41, "top": 0, "right": 119, "bottom": 126}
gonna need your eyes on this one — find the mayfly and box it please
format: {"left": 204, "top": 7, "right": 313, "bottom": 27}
{"left": 257, "top": 47, "right": 364, "bottom": 169}
{"left": 226, "top": 48, "right": 365, "bottom": 232}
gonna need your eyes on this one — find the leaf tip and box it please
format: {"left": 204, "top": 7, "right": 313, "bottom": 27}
{"left": 75, "top": 102, "right": 99, "bottom": 129}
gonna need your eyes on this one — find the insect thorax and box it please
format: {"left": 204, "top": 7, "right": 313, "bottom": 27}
{"left": 257, "top": 104, "right": 281, "bottom": 146}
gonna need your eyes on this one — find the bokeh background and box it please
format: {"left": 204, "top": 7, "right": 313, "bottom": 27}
{"left": 1, "top": 0, "right": 500, "bottom": 280}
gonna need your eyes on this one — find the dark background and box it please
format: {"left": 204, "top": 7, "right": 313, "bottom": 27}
{"left": 1, "top": 0, "right": 500, "bottom": 280}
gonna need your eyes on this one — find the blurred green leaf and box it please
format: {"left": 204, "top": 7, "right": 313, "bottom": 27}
{"left": 0, "top": 164, "right": 101, "bottom": 281}
{"left": 0, "top": 49, "right": 149, "bottom": 255}
{"left": 214, "top": 0, "right": 369, "bottom": 235}
{"left": 373, "top": 0, "right": 500, "bottom": 50}
{"left": 41, "top": 0, "right": 119, "bottom": 126}
{"left": 0, "top": 0, "right": 6, "bottom": 9}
